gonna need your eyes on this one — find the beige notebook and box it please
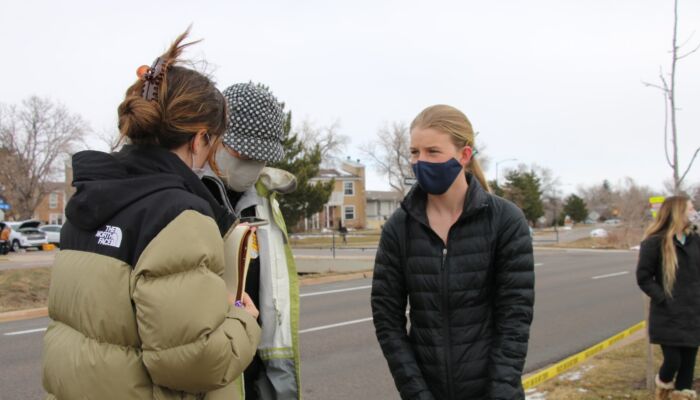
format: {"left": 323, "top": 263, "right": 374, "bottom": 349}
{"left": 223, "top": 224, "right": 256, "bottom": 302}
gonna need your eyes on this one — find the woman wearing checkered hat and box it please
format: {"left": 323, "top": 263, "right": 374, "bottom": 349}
{"left": 201, "top": 82, "right": 302, "bottom": 400}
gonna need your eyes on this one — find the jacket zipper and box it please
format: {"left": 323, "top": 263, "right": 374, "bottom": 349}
{"left": 441, "top": 246, "right": 454, "bottom": 399}
{"left": 203, "top": 175, "right": 236, "bottom": 214}
{"left": 406, "top": 204, "right": 487, "bottom": 399}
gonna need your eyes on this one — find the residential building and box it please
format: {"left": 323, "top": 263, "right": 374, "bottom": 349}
{"left": 366, "top": 190, "right": 403, "bottom": 229}
{"left": 305, "top": 158, "right": 366, "bottom": 230}
{"left": 33, "top": 182, "right": 67, "bottom": 224}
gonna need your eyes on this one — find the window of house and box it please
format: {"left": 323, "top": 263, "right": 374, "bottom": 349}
{"left": 344, "top": 181, "right": 354, "bottom": 196}
{"left": 368, "top": 201, "right": 378, "bottom": 217}
{"left": 49, "top": 213, "right": 63, "bottom": 225}
{"left": 344, "top": 205, "right": 355, "bottom": 220}
{"left": 49, "top": 192, "right": 58, "bottom": 209}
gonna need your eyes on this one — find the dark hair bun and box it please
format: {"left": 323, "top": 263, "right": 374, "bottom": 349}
{"left": 117, "top": 95, "right": 163, "bottom": 144}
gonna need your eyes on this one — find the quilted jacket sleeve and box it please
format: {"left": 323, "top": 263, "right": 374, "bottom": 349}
{"left": 488, "top": 203, "right": 535, "bottom": 399}
{"left": 636, "top": 236, "right": 666, "bottom": 304}
{"left": 371, "top": 213, "right": 435, "bottom": 400}
{"left": 131, "top": 210, "right": 261, "bottom": 393}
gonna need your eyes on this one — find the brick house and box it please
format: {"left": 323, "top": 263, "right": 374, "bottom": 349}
{"left": 32, "top": 162, "right": 75, "bottom": 225}
{"left": 33, "top": 182, "right": 67, "bottom": 224}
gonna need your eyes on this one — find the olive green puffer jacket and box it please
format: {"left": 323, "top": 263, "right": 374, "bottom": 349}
{"left": 42, "top": 146, "right": 261, "bottom": 399}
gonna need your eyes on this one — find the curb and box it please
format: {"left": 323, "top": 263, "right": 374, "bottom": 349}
{"left": 299, "top": 270, "right": 373, "bottom": 286}
{"left": 0, "top": 307, "right": 48, "bottom": 323}
{"left": 521, "top": 320, "right": 646, "bottom": 389}
{"left": 295, "top": 255, "right": 375, "bottom": 261}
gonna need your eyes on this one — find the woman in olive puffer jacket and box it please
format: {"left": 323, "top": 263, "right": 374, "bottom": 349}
{"left": 42, "top": 30, "right": 260, "bottom": 400}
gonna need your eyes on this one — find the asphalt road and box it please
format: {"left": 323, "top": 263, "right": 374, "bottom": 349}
{"left": 0, "top": 248, "right": 643, "bottom": 399}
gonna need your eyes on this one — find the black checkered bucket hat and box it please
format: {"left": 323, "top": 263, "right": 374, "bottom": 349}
{"left": 222, "top": 82, "right": 285, "bottom": 163}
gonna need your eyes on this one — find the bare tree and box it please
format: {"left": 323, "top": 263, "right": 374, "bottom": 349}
{"left": 0, "top": 96, "right": 89, "bottom": 219}
{"left": 94, "top": 128, "right": 122, "bottom": 152}
{"left": 643, "top": 0, "right": 700, "bottom": 194}
{"left": 612, "top": 178, "right": 655, "bottom": 247}
{"left": 297, "top": 118, "right": 349, "bottom": 167}
{"left": 525, "top": 165, "right": 562, "bottom": 226}
{"left": 578, "top": 180, "right": 615, "bottom": 221}
{"left": 692, "top": 183, "right": 700, "bottom": 209}
{"left": 360, "top": 121, "right": 413, "bottom": 195}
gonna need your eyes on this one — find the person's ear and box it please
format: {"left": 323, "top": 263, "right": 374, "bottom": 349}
{"left": 192, "top": 129, "right": 208, "bottom": 155}
{"left": 459, "top": 146, "right": 473, "bottom": 167}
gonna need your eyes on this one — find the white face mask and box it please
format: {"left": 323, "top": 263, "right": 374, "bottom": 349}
{"left": 191, "top": 153, "right": 207, "bottom": 179}
{"left": 215, "top": 148, "right": 266, "bottom": 192}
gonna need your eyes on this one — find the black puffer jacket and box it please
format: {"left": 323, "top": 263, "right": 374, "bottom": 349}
{"left": 637, "top": 233, "right": 700, "bottom": 347}
{"left": 371, "top": 175, "right": 535, "bottom": 400}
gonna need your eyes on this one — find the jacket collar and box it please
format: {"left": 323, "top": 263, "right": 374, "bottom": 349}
{"left": 401, "top": 173, "right": 490, "bottom": 227}
{"left": 116, "top": 144, "right": 235, "bottom": 234}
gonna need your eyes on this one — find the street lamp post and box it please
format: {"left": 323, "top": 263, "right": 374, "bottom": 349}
{"left": 495, "top": 158, "right": 518, "bottom": 187}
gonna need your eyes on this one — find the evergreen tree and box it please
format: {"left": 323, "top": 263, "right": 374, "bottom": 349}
{"left": 488, "top": 179, "right": 504, "bottom": 197}
{"left": 502, "top": 170, "right": 544, "bottom": 225}
{"left": 562, "top": 194, "right": 589, "bottom": 223}
{"left": 270, "top": 111, "right": 334, "bottom": 231}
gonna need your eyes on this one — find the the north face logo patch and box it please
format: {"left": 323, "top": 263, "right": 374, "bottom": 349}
{"left": 96, "top": 225, "right": 123, "bottom": 248}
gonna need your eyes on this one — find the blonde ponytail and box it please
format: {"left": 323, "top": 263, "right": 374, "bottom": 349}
{"left": 469, "top": 158, "right": 490, "bottom": 192}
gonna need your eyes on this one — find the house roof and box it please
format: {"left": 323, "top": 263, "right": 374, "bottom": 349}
{"left": 366, "top": 190, "right": 403, "bottom": 201}
{"left": 313, "top": 168, "right": 360, "bottom": 180}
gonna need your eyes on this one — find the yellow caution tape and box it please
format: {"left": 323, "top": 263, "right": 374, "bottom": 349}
{"left": 521, "top": 320, "right": 646, "bottom": 390}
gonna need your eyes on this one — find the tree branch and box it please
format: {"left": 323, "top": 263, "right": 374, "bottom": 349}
{"left": 677, "top": 42, "right": 700, "bottom": 60}
{"left": 679, "top": 146, "right": 700, "bottom": 184}
{"left": 662, "top": 92, "right": 674, "bottom": 169}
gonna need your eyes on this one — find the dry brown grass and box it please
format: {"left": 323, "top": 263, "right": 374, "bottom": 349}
{"left": 528, "top": 339, "right": 700, "bottom": 399}
{"left": 0, "top": 267, "right": 51, "bottom": 313}
{"left": 543, "top": 225, "right": 646, "bottom": 250}
{"left": 289, "top": 234, "right": 380, "bottom": 248}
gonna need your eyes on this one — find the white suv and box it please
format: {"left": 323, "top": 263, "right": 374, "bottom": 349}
{"left": 7, "top": 220, "right": 48, "bottom": 252}
{"left": 39, "top": 224, "right": 62, "bottom": 246}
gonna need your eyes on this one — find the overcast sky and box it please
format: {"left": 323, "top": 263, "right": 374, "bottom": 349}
{"left": 2, "top": 0, "right": 699, "bottom": 194}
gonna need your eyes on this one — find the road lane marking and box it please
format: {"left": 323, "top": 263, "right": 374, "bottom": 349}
{"left": 300, "top": 285, "right": 371, "bottom": 298}
{"left": 535, "top": 263, "right": 544, "bottom": 267}
{"left": 5, "top": 284, "right": 378, "bottom": 337}
{"left": 299, "top": 317, "right": 373, "bottom": 334}
{"left": 592, "top": 271, "right": 629, "bottom": 280}
{"left": 4, "top": 327, "right": 47, "bottom": 336}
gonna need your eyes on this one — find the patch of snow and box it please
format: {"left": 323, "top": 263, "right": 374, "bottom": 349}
{"left": 559, "top": 365, "right": 595, "bottom": 382}
{"left": 525, "top": 389, "right": 547, "bottom": 400}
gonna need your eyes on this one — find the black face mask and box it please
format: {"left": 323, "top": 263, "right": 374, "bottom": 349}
{"left": 411, "top": 158, "right": 463, "bottom": 195}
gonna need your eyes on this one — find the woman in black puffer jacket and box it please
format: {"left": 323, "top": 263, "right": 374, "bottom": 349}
{"left": 371, "top": 104, "right": 535, "bottom": 400}
{"left": 637, "top": 196, "right": 700, "bottom": 400}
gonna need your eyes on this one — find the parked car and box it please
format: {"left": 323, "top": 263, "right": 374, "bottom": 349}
{"left": 39, "top": 224, "right": 62, "bottom": 245}
{"left": 6, "top": 220, "right": 48, "bottom": 251}
{"left": 590, "top": 228, "right": 609, "bottom": 238}
{"left": 604, "top": 219, "right": 622, "bottom": 226}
